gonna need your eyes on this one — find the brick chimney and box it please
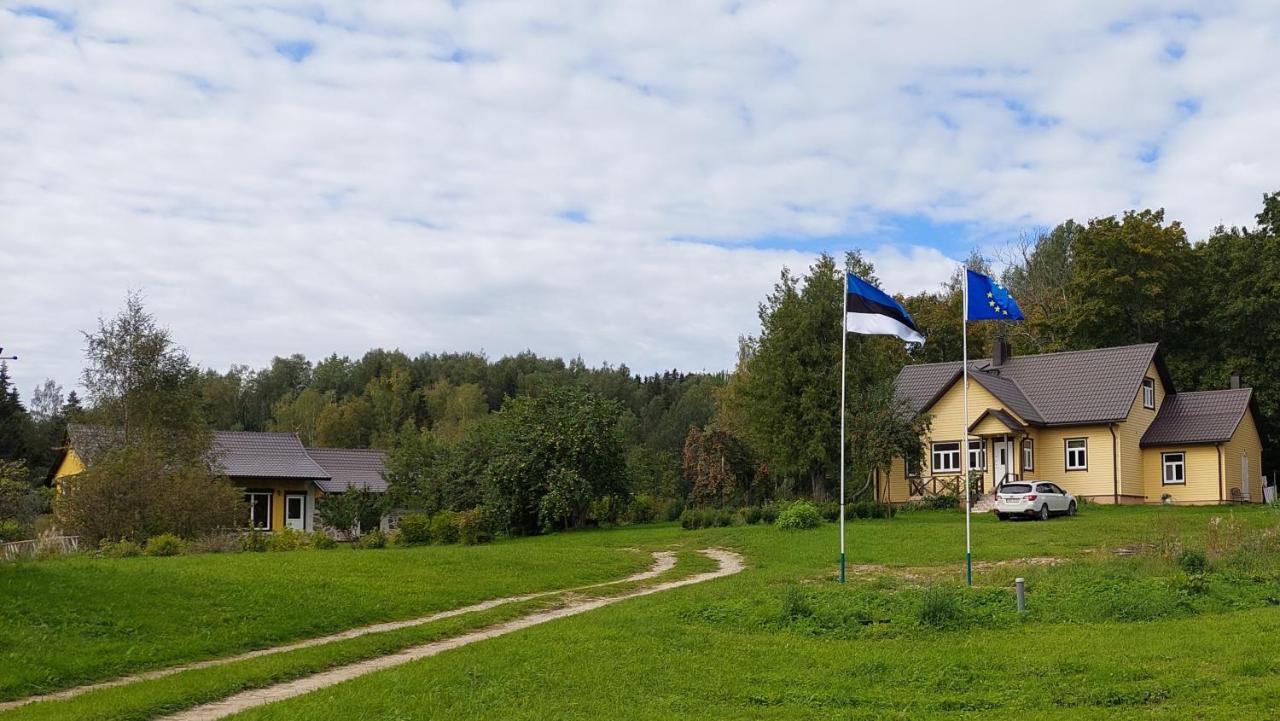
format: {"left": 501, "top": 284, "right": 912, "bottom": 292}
{"left": 992, "top": 336, "right": 1012, "bottom": 367}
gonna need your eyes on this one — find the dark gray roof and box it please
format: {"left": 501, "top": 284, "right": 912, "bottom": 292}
{"left": 1141, "top": 389, "right": 1254, "bottom": 446}
{"left": 212, "top": 431, "right": 330, "bottom": 480}
{"left": 969, "top": 408, "right": 1025, "bottom": 434}
{"left": 65, "top": 423, "right": 123, "bottom": 465}
{"left": 306, "top": 447, "right": 389, "bottom": 493}
{"left": 896, "top": 343, "right": 1163, "bottom": 426}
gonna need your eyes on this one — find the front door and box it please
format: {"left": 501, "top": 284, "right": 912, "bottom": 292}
{"left": 284, "top": 493, "right": 307, "bottom": 531}
{"left": 994, "top": 439, "right": 1013, "bottom": 488}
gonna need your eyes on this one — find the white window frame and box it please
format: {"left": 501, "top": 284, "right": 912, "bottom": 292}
{"left": 931, "top": 442, "right": 961, "bottom": 473}
{"left": 1162, "top": 452, "right": 1186, "bottom": 485}
{"left": 1022, "top": 438, "right": 1034, "bottom": 471}
{"left": 967, "top": 439, "right": 986, "bottom": 471}
{"left": 245, "top": 490, "right": 272, "bottom": 530}
{"left": 1065, "top": 438, "right": 1088, "bottom": 471}
{"left": 1142, "top": 377, "right": 1155, "bottom": 410}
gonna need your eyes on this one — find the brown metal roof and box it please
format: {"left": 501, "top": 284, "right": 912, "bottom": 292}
{"left": 1141, "top": 389, "right": 1254, "bottom": 446}
{"left": 212, "top": 431, "right": 330, "bottom": 480}
{"left": 896, "top": 343, "right": 1164, "bottom": 426}
{"left": 305, "top": 447, "right": 389, "bottom": 493}
{"left": 969, "top": 408, "right": 1025, "bottom": 434}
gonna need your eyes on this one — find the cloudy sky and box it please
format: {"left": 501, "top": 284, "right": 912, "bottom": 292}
{"left": 3, "top": 1, "right": 1279, "bottom": 401}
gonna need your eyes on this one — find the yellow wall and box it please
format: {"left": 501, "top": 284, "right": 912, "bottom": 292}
{"left": 1223, "top": 410, "right": 1264, "bottom": 502}
{"left": 239, "top": 479, "right": 316, "bottom": 531}
{"left": 921, "top": 377, "right": 1024, "bottom": 490}
{"left": 1142, "top": 445, "right": 1221, "bottom": 504}
{"left": 1030, "top": 425, "right": 1119, "bottom": 500}
{"left": 1114, "top": 362, "right": 1167, "bottom": 499}
{"left": 51, "top": 448, "right": 86, "bottom": 494}
{"left": 972, "top": 413, "right": 1018, "bottom": 437}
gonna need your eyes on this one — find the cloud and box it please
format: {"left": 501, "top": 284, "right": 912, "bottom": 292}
{"left": 3, "top": 1, "right": 1280, "bottom": 400}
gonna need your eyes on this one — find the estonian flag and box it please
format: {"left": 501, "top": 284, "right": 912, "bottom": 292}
{"left": 965, "top": 269, "right": 1024, "bottom": 321}
{"left": 846, "top": 274, "right": 925, "bottom": 344}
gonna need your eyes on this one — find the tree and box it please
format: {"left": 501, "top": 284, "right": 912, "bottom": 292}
{"left": 0, "top": 459, "right": 51, "bottom": 535}
{"left": 315, "top": 488, "right": 386, "bottom": 539}
{"left": 422, "top": 380, "right": 487, "bottom": 444}
{"left": 55, "top": 292, "right": 243, "bottom": 542}
{"left": 482, "top": 386, "right": 629, "bottom": 534}
{"left": 0, "top": 362, "right": 31, "bottom": 462}
{"left": 1000, "top": 223, "right": 1078, "bottom": 352}
{"left": 681, "top": 425, "right": 753, "bottom": 506}
{"left": 270, "top": 387, "right": 334, "bottom": 446}
{"left": 383, "top": 423, "right": 450, "bottom": 513}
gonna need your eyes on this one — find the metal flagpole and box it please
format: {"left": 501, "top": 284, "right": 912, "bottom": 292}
{"left": 839, "top": 272, "right": 848, "bottom": 584}
{"left": 962, "top": 265, "right": 972, "bottom": 586}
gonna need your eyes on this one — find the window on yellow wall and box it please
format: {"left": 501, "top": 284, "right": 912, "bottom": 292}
{"left": 1162, "top": 452, "right": 1185, "bottom": 485}
{"left": 1066, "top": 438, "right": 1087, "bottom": 471}
{"left": 967, "top": 440, "right": 985, "bottom": 470}
{"left": 932, "top": 442, "right": 961, "bottom": 473}
{"left": 1143, "top": 377, "right": 1155, "bottom": 409}
{"left": 1022, "top": 438, "right": 1034, "bottom": 471}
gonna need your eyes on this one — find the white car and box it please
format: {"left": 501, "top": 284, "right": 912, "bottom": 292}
{"left": 994, "top": 481, "right": 1077, "bottom": 521}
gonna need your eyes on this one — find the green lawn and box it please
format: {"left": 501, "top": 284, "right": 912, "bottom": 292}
{"left": 5, "top": 505, "right": 1280, "bottom": 720}
{"left": 0, "top": 532, "right": 651, "bottom": 701}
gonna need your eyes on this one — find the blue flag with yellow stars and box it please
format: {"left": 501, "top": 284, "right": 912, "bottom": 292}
{"left": 966, "top": 269, "right": 1024, "bottom": 321}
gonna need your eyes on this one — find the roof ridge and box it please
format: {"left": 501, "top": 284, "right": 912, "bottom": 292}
{"left": 1171, "top": 388, "right": 1253, "bottom": 397}
{"left": 1000, "top": 342, "right": 1159, "bottom": 362}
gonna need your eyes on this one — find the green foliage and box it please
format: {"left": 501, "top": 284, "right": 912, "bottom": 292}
{"left": 145, "top": 533, "right": 187, "bottom": 557}
{"left": 906, "top": 493, "right": 960, "bottom": 511}
{"left": 780, "top": 584, "right": 812, "bottom": 620}
{"left": 775, "top": 501, "right": 822, "bottom": 530}
{"left": 238, "top": 531, "right": 268, "bottom": 553}
{"left": 1177, "top": 548, "right": 1208, "bottom": 574}
{"left": 0, "top": 459, "right": 48, "bottom": 533}
{"left": 455, "top": 508, "right": 493, "bottom": 545}
{"left": 678, "top": 507, "right": 735, "bottom": 530}
{"left": 429, "top": 511, "right": 460, "bottom": 544}
{"left": 98, "top": 538, "right": 143, "bottom": 558}
{"left": 316, "top": 488, "right": 385, "bottom": 539}
{"left": 311, "top": 533, "right": 338, "bottom": 550}
{"left": 397, "top": 513, "right": 433, "bottom": 544}
{"left": 847, "top": 500, "right": 896, "bottom": 519}
{"left": 266, "top": 529, "right": 312, "bottom": 552}
{"left": 916, "top": 585, "right": 963, "bottom": 629}
{"left": 352, "top": 529, "right": 387, "bottom": 549}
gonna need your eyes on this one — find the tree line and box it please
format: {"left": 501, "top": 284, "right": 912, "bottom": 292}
{"left": 3, "top": 190, "right": 1279, "bottom": 542}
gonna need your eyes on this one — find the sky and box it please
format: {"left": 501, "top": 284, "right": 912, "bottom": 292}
{"left": 3, "top": 1, "right": 1280, "bottom": 403}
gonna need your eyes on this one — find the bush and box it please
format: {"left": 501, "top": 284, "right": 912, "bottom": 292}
{"left": 714, "top": 508, "right": 735, "bottom": 527}
{"left": 760, "top": 503, "right": 780, "bottom": 524}
{"left": 145, "top": 533, "right": 187, "bottom": 557}
{"left": 311, "top": 533, "right": 338, "bottom": 550}
{"left": 917, "top": 585, "right": 963, "bottom": 628}
{"left": 267, "top": 528, "right": 311, "bottom": 552}
{"left": 678, "top": 507, "right": 705, "bottom": 530}
{"left": 781, "top": 584, "right": 812, "bottom": 619}
{"left": 907, "top": 493, "right": 959, "bottom": 511}
{"left": 743, "top": 506, "right": 764, "bottom": 525}
{"left": 1178, "top": 548, "right": 1209, "bottom": 574}
{"left": 775, "top": 501, "right": 822, "bottom": 531}
{"left": 679, "top": 507, "right": 733, "bottom": 530}
{"left": 817, "top": 501, "right": 841, "bottom": 522}
{"left": 430, "top": 511, "right": 460, "bottom": 544}
{"left": 0, "top": 519, "right": 24, "bottom": 542}
{"left": 456, "top": 508, "right": 493, "bottom": 545}
{"left": 848, "top": 501, "right": 896, "bottom": 519}
{"left": 397, "top": 513, "right": 433, "bottom": 545}
{"left": 189, "top": 533, "right": 239, "bottom": 554}
{"left": 623, "top": 494, "right": 659, "bottom": 524}
{"left": 99, "top": 538, "right": 143, "bottom": 558}
{"left": 662, "top": 499, "right": 685, "bottom": 522}
{"left": 589, "top": 495, "right": 624, "bottom": 526}
{"left": 353, "top": 529, "right": 387, "bottom": 549}
{"left": 239, "top": 531, "right": 269, "bottom": 553}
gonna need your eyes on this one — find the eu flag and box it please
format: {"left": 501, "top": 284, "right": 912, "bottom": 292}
{"left": 966, "top": 269, "right": 1024, "bottom": 321}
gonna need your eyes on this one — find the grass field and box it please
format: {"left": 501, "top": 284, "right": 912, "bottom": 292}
{"left": 5, "top": 505, "right": 1280, "bottom": 720}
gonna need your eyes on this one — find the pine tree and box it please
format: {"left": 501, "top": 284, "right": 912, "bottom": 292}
{"left": 0, "top": 363, "right": 31, "bottom": 461}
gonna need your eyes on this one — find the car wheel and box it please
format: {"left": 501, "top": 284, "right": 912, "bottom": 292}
{"left": 1038, "top": 504, "right": 1050, "bottom": 521}
{"left": 996, "top": 513, "right": 1007, "bottom": 521}
{"left": 1068, "top": 501, "right": 1077, "bottom": 517}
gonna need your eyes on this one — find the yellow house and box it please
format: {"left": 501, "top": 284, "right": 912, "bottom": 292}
{"left": 49, "top": 425, "right": 387, "bottom": 531}
{"left": 882, "top": 342, "right": 1265, "bottom": 505}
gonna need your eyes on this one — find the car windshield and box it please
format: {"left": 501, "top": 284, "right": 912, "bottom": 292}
{"left": 1001, "top": 483, "right": 1032, "bottom": 494}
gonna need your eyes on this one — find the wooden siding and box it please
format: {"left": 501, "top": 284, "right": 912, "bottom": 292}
{"left": 1223, "top": 410, "right": 1264, "bottom": 502}
{"left": 1142, "top": 445, "right": 1221, "bottom": 504}
{"left": 1115, "top": 361, "right": 1168, "bottom": 498}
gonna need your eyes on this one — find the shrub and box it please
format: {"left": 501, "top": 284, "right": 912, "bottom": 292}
{"left": 0, "top": 519, "right": 24, "bottom": 542}
{"left": 847, "top": 501, "right": 896, "bottom": 519}
{"left": 145, "top": 533, "right": 187, "bottom": 557}
{"left": 239, "top": 531, "right": 269, "bottom": 553}
{"left": 385, "top": 529, "right": 403, "bottom": 546}
{"left": 775, "top": 501, "right": 822, "bottom": 531}
{"left": 99, "top": 538, "right": 143, "bottom": 558}
{"left": 818, "top": 501, "right": 841, "bottom": 522}
{"left": 189, "top": 533, "right": 239, "bottom": 554}
{"left": 267, "top": 528, "right": 311, "bottom": 552}
{"left": 623, "top": 494, "right": 659, "bottom": 524}
{"left": 662, "top": 498, "right": 685, "bottom": 522}
{"left": 353, "top": 529, "right": 387, "bottom": 549}
{"left": 397, "top": 514, "right": 433, "bottom": 545}
{"left": 907, "top": 493, "right": 959, "bottom": 511}
{"left": 430, "top": 511, "right": 460, "bottom": 544}
{"left": 456, "top": 508, "right": 493, "bottom": 545}
{"left": 311, "top": 533, "right": 338, "bottom": 550}
{"left": 589, "top": 495, "right": 624, "bottom": 526}
{"left": 917, "top": 585, "right": 963, "bottom": 629}
{"left": 743, "top": 506, "right": 764, "bottom": 525}
{"left": 678, "top": 508, "right": 704, "bottom": 530}
{"left": 1178, "top": 548, "right": 1209, "bottom": 574}
{"left": 759, "top": 502, "right": 780, "bottom": 524}
{"left": 714, "top": 508, "right": 735, "bottom": 527}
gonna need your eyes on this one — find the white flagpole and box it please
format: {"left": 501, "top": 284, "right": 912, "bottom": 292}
{"left": 962, "top": 266, "right": 972, "bottom": 586}
{"left": 839, "top": 271, "right": 848, "bottom": 584}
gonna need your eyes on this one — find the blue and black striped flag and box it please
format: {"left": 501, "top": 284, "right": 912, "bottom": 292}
{"left": 845, "top": 274, "right": 925, "bottom": 344}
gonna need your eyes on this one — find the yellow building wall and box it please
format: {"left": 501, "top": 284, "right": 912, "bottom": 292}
{"left": 51, "top": 448, "right": 86, "bottom": 494}
{"left": 238, "top": 479, "right": 315, "bottom": 531}
{"left": 921, "top": 378, "right": 1026, "bottom": 490}
{"left": 1029, "top": 425, "right": 1118, "bottom": 500}
{"left": 1223, "top": 410, "right": 1264, "bottom": 502}
{"left": 972, "top": 414, "right": 1018, "bottom": 437}
{"left": 1114, "top": 362, "right": 1168, "bottom": 500}
{"left": 1142, "top": 445, "right": 1222, "bottom": 504}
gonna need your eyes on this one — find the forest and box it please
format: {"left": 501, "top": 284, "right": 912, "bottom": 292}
{"left": 2, "top": 191, "right": 1278, "bottom": 539}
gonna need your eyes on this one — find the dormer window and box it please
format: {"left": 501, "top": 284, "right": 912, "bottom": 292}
{"left": 1142, "top": 377, "right": 1155, "bottom": 409}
